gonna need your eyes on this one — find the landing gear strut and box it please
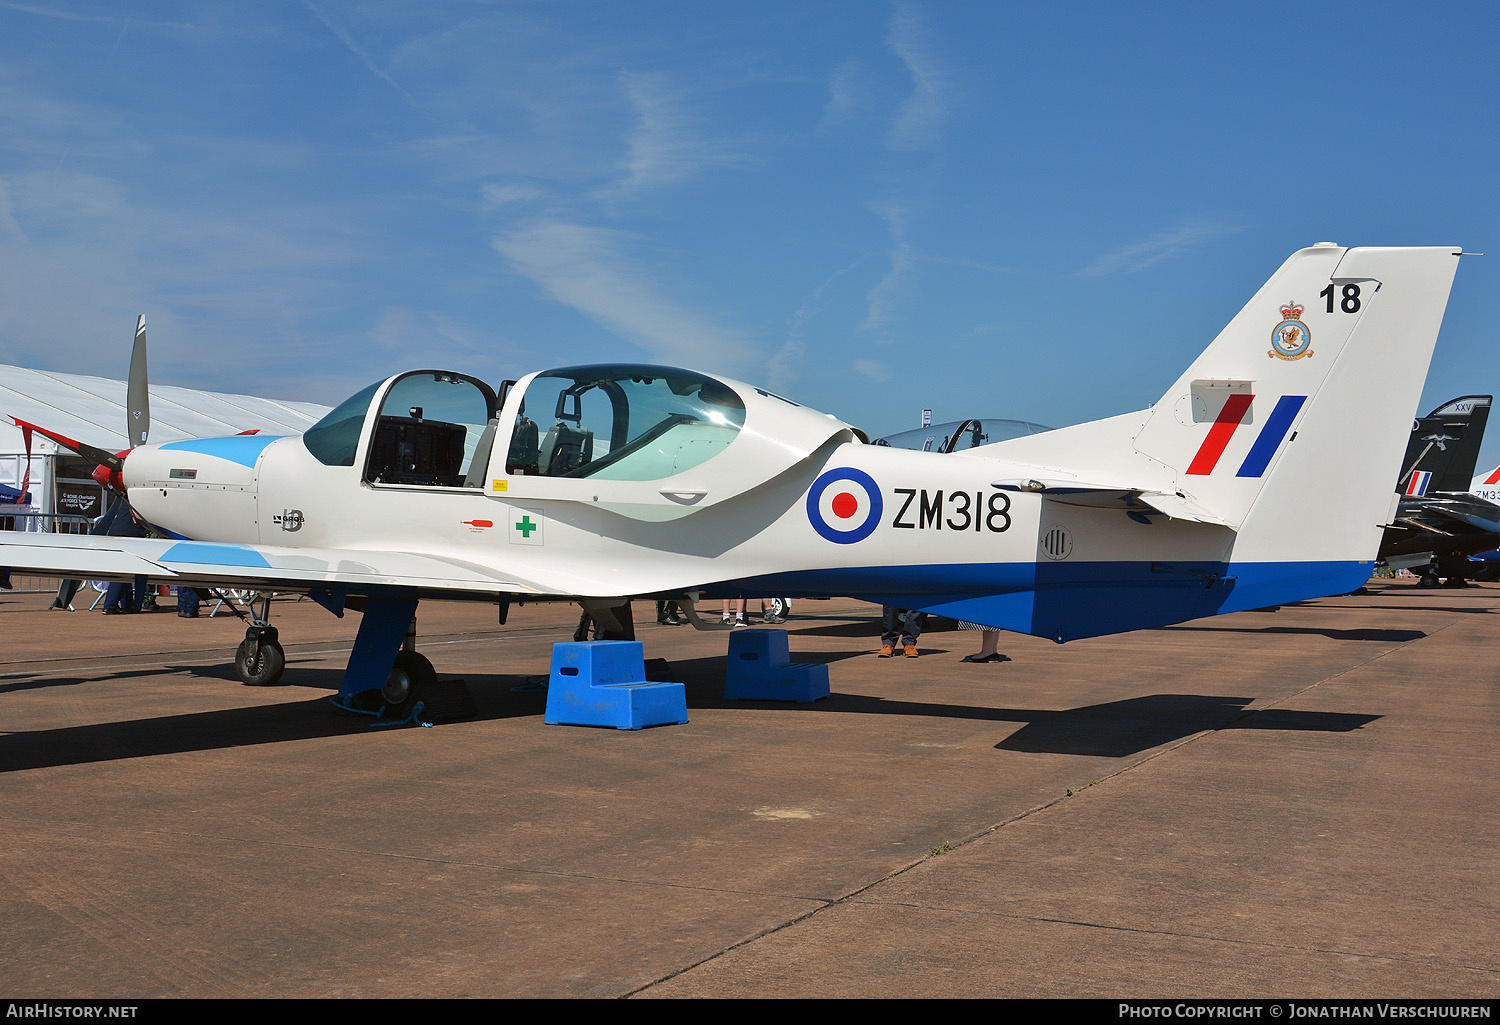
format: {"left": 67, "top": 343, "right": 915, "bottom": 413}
{"left": 234, "top": 594, "right": 286, "bottom": 687}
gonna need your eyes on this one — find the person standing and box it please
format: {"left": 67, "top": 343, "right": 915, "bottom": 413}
{"left": 958, "top": 621, "right": 1007, "bottom": 663}
{"left": 721, "top": 598, "right": 746, "bottom": 627}
{"left": 177, "top": 586, "right": 202, "bottom": 619}
{"left": 100, "top": 509, "right": 148, "bottom": 613}
{"left": 878, "top": 606, "right": 926, "bottom": 658}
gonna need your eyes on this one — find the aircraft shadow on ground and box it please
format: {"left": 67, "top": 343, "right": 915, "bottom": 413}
{"left": 0, "top": 666, "right": 191, "bottom": 695}
{"left": 0, "top": 697, "right": 377, "bottom": 772}
{"left": 786, "top": 619, "right": 964, "bottom": 640}
{"left": 1, "top": 663, "right": 1380, "bottom": 771}
{"left": 1160, "top": 624, "right": 1427, "bottom": 642}
{"left": 785, "top": 620, "right": 885, "bottom": 639}
{"left": 991, "top": 696, "right": 1378, "bottom": 757}
{"left": 1302, "top": 602, "right": 1497, "bottom": 615}
{"left": 0, "top": 665, "right": 557, "bottom": 772}
{"left": 664, "top": 656, "right": 1381, "bottom": 758}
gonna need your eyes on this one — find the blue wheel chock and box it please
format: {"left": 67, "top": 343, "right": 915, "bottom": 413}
{"left": 725, "top": 629, "right": 830, "bottom": 702}
{"left": 544, "top": 641, "right": 688, "bottom": 730}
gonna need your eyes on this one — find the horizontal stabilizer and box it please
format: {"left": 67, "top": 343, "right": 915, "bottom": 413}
{"left": 991, "top": 477, "right": 1235, "bottom": 526}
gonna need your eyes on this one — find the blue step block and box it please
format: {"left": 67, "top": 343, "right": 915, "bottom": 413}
{"left": 544, "top": 641, "right": 688, "bottom": 730}
{"left": 724, "top": 629, "right": 830, "bottom": 702}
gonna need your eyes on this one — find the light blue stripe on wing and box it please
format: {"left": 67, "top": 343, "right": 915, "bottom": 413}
{"left": 160, "top": 542, "right": 272, "bottom": 568}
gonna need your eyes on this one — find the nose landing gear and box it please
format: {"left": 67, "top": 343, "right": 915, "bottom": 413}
{"left": 234, "top": 594, "right": 286, "bottom": 687}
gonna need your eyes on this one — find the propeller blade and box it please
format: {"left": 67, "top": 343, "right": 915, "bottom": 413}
{"left": 127, "top": 314, "right": 150, "bottom": 446}
{"left": 10, "top": 417, "right": 125, "bottom": 474}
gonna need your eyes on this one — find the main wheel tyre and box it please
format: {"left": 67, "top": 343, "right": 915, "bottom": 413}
{"left": 236, "top": 635, "right": 286, "bottom": 686}
{"left": 382, "top": 651, "right": 437, "bottom": 717}
{"left": 767, "top": 597, "right": 791, "bottom": 619}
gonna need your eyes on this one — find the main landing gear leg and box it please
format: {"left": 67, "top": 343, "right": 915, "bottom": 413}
{"left": 333, "top": 596, "right": 433, "bottom": 718}
{"left": 235, "top": 593, "right": 286, "bottom": 687}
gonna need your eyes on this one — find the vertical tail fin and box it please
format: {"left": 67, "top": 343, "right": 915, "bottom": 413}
{"left": 936, "top": 244, "right": 1463, "bottom": 636}
{"left": 1117, "top": 246, "right": 1458, "bottom": 560}
{"left": 1201, "top": 246, "right": 1462, "bottom": 569}
{"left": 980, "top": 244, "right": 1461, "bottom": 600}
{"left": 1398, "top": 395, "right": 1491, "bottom": 494}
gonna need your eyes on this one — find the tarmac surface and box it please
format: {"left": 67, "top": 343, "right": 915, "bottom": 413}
{"left": 0, "top": 580, "right": 1496, "bottom": 999}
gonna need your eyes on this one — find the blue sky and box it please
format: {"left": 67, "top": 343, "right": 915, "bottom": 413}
{"left": 3, "top": 1, "right": 1499, "bottom": 470}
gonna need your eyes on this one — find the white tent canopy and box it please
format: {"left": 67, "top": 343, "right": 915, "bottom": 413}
{"left": 0, "top": 364, "right": 329, "bottom": 523}
{"left": 0, "top": 364, "right": 328, "bottom": 451}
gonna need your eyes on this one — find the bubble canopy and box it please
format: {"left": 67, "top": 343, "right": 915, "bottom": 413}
{"left": 302, "top": 371, "right": 496, "bottom": 478}
{"left": 506, "top": 365, "right": 747, "bottom": 481}
{"left": 301, "top": 364, "right": 752, "bottom": 487}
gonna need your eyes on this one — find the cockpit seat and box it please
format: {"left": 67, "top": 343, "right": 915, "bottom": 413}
{"left": 506, "top": 416, "right": 541, "bottom": 475}
{"left": 539, "top": 421, "right": 594, "bottom": 476}
{"left": 464, "top": 417, "right": 501, "bottom": 488}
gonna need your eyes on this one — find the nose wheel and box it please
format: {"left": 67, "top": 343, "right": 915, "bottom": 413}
{"left": 236, "top": 625, "right": 286, "bottom": 687}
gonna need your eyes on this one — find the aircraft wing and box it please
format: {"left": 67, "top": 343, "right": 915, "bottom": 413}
{"left": 0, "top": 530, "right": 549, "bottom": 600}
{"left": 1394, "top": 494, "right": 1500, "bottom": 537}
{"left": 990, "top": 478, "right": 1236, "bottom": 527}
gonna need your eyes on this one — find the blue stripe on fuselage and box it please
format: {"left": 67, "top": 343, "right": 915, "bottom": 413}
{"left": 711, "top": 558, "right": 1371, "bottom": 642}
{"left": 157, "top": 435, "right": 285, "bottom": 468}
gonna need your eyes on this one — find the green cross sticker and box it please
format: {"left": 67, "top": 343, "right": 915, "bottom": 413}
{"left": 509, "top": 511, "right": 543, "bottom": 546}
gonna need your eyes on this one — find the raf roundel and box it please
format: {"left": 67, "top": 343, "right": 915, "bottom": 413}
{"left": 806, "top": 467, "right": 883, "bottom": 544}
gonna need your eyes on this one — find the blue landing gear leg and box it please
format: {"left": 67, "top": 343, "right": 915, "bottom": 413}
{"left": 332, "top": 597, "right": 434, "bottom": 718}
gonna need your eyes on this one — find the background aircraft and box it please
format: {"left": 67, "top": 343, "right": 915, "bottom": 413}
{"left": 1380, "top": 395, "right": 1500, "bottom": 586}
{"left": 876, "top": 418, "right": 1053, "bottom": 454}
{"left": 0, "top": 245, "right": 1464, "bottom": 720}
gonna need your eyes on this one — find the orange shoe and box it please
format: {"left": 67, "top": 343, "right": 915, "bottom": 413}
{"left": 903, "top": 644, "right": 920, "bottom": 658}
{"left": 878, "top": 644, "right": 895, "bottom": 658}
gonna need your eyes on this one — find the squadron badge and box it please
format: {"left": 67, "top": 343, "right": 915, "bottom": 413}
{"left": 1269, "top": 300, "right": 1313, "bottom": 361}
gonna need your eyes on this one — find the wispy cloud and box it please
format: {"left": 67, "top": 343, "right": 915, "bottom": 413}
{"left": 605, "top": 71, "right": 754, "bottom": 196}
{"left": 0, "top": 168, "right": 367, "bottom": 398}
{"left": 885, "top": 1, "right": 949, "bottom": 152}
{"left": 818, "top": 59, "right": 865, "bottom": 134}
{"left": 0, "top": 179, "right": 27, "bottom": 243}
{"left": 1078, "top": 222, "right": 1244, "bottom": 276}
{"left": 369, "top": 306, "right": 516, "bottom": 362}
{"left": 302, "top": 0, "right": 419, "bottom": 109}
{"left": 861, "top": 201, "right": 916, "bottom": 336}
{"left": 493, "top": 220, "right": 750, "bottom": 370}
{"left": 0, "top": 1, "right": 125, "bottom": 23}
{"left": 480, "top": 183, "right": 543, "bottom": 209}
{"left": 769, "top": 257, "right": 863, "bottom": 390}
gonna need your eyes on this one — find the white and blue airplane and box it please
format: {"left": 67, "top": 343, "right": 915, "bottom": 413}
{"left": 0, "top": 245, "right": 1464, "bottom": 716}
